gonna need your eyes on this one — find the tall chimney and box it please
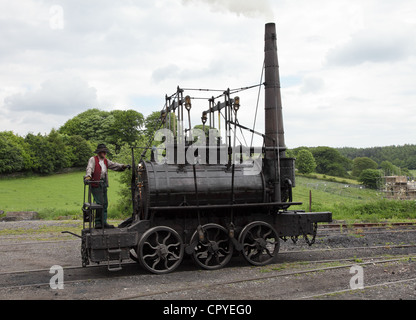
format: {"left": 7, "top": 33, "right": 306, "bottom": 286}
{"left": 264, "top": 23, "right": 285, "bottom": 158}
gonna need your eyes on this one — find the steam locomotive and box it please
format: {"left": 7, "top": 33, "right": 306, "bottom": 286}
{"left": 76, "top": 23, "right": 332, "bottom": 274}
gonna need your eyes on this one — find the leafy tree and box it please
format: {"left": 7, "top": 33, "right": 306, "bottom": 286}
{"left": 59, "top": 109, "right": 109, "bottom": 142}
{"left": 22, "top": 130, "right": 70, "bottom": 173}
{"left": 380, "top": 161, "right": 402, "bottom": 176}
{"left": 0, "top": 133, "right": 24, "bottom": 173}
{"left": 47, "top": 129, "right": 70, "bottom": 171}
{"left": 405, "top": 156, "right": 416, "bottom": 170}
{"left": 338, "top": 145, "right": 416, "bottom": 170}
{"left": 296, "top": 149, "right": 316, "bottom": 174}
{"left": 111, "top": 144, "right": 135, "bottom": 217}
{"left": 352, "top": 157, "right": 378, "bottom": 177}
{"left": 286, "top": 149, "right": 296, "bottom": 158}
{"left": 310, "top": 146, "right": 351, "bottom": 177}
{"left": 107, "top": 110, "right": 144, "bottom": 153}
{"left": 326, "top": 163, "right": 348, "bottom": 177}
{"left": 143, "top": 111, "right": 162, "bottom": 140}
{"left": 25, "top": 133, "right": 55, "bottom": 173}
{"left": 59, "top": 109, "right": 145, "bottom": 153}
{"left": 0, "top": 132, "right": 32, "bottom": 173}
{"left": 359, "top": 169, "right": 381, "bottom": 189}
{"left": 64, "top": 135, "right": 94, "bottom": 167}
{"left": 144, "top": 111, "right": 177, "bottom": 141}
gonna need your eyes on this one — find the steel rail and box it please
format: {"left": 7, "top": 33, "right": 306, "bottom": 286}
{"left": 116, "top": 255, "right": 416, "bottom": 300}
{"left": 299, "top": 277, "right": 416, "bottom": 300}
{"left": 0, "top": 255, "right": 413, "bottom": 295}
{"left": 1, "top": 243, "right": 415, "bottom": 276}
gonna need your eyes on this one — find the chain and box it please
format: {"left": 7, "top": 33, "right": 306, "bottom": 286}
{"left": 302, "top": 223, "right": 318, "bottom": 247}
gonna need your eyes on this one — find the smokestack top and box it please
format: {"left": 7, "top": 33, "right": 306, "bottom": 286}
{"left": 265, "top": 23, "right": 276, "bottom": 34}
{"left": 265, "top": 23, "right": 277, "bottom": 50}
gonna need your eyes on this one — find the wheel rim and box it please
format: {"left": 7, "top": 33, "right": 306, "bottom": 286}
{"left": 138, "top": 226, "right": 184, "bottom": 274}
{"left": 190, "top": 224, "right": 233, "bottom": 270}
{"left": 238, "top": 221, "right": 280, "bottom": 266}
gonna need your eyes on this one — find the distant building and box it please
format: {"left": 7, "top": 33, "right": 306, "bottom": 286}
{"left": 383, "top": 176, "right": 416, "bottom": 200}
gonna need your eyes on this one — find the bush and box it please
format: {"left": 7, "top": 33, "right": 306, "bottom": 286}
{"left": 296, "top": 149, "right": 317, "bottom": 174}
{"left": 359, "top": 169, "right": 381, "bottom": 189}
{"left": 352, "top": 157, "right": 378, "bottom": 177}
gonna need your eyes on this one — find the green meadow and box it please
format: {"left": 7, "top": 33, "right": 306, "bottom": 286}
{"left": 293, "top": 176, "right": 416, "bottom": 222}
{"left": 0, "top": 171, "right": 123, "bottom": 220}
{"left": 0, "top": 172, "right": 415, "bottom": 223}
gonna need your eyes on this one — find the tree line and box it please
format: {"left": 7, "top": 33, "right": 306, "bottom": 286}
{"left": 289, "top": 146, "right": 415, "bottom": 189}
{"left": 1, "top": 108, "right": 415, "bottom": 187}
{"left": 0, "top": 109, "right": 146, "bottom": 175}
{"left": 337, "top": 145, "right": 416, "bottom": 170}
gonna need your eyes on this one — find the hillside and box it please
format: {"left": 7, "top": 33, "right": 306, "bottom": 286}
{"left": 293, "top": 176, "right": 416, "bottom": 222}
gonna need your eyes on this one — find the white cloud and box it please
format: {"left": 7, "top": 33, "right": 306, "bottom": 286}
{"left": 0, "top": 0, "right": 415, "bottom": 149}
{"left": 326, "top": 26, "right": 416, "bottom": 66}
{"left": 4, "top": 76, "right": 99, "bottom": 115}
{"left": 182, "top": 0, "right": 275, "bottom": 20}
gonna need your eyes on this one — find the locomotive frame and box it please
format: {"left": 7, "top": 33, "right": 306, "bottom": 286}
{"left": 75, "top": 23, "right": 332, "bottom": 274}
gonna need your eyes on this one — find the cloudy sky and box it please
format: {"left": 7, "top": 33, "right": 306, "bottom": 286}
{"left": 0, "top": 0, "right": 415, "bottom": 148}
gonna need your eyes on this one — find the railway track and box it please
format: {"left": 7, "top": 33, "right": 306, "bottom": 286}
{"left": 2, "top": 243, "right": 416, "bottom": 275}
{"left": 319, "top": 222, "right": 416, "bottom": 229}
{"left": 2, "top": 243, "right": 416, "bottom": 278}
{"left": 299, "top": 277, "right": 416, "bottom": 300}
{"left": 1, "top": 255, "right": 414, "bottom": 294}
{"left": 1, "top": 222, "right": 415, "bottom": 299}
{"left": 117, "top": 255, "right": 416, "bottom": 300}
{"left": 0, "top": 222, "right": 414, "bottom": 248}
{"left": 1, "top": 244, "right": 415, "bottom": 294}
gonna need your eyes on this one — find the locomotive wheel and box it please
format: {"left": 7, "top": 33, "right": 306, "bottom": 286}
{"left": 137, "top": 226, "right": 184, "bottom": 274}
{"left": 190, "top": 224, "right": 233, "bottom": 270}
{"left": 238, "top": 221, "right": 280, "bottom": 266}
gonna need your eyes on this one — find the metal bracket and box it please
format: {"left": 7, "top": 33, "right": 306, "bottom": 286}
{"left": 61, "top": 231, "right": 82, "bottom": 239}
{"left": 228, "top": 223, "right": 242, "bottom": 251}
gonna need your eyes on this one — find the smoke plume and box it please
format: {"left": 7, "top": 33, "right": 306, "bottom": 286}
{"left": 182, "top": 0, "right": 275, "bottom": 21}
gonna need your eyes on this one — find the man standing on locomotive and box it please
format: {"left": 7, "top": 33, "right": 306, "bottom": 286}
{"left": 84, "top": 144, "right": 130, "bottom": 229}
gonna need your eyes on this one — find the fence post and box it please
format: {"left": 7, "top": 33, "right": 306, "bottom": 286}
{"left": 309, "top": 190, "right": 312, "bottom": 212}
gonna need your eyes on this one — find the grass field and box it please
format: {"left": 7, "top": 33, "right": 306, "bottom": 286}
{"left": 296, "top": 172, "right": 360, "bottom": 185}
{"left": 0, "top": 171, "right": 415, "bottom": 223}
{"left": 0, "top": 171, "right": 124, "bottom": 220}
{"left": 293, "top": 176, "right": 416, "bottom": 222}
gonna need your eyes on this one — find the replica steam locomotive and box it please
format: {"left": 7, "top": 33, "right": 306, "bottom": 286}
{"left": 74, "top": 23, "right": 332, "bottom": 274}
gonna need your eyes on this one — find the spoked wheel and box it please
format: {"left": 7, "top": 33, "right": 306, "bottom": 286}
{"left": 190, "top": 224, "right": 233, "bottom": 270}
{"left": 238, "top": 221, "right": 280, "bottom": 266}
{"left": 137, "top": 226, "right": 184, "bottom": 274}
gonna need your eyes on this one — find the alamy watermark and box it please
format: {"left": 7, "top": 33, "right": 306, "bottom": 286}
{"left": 152, "top": 124, "right": 263, "bottom": 175}
{"left": 49, "top": 5, "right": 64, "bottom": 30}
{"left": 49, "top": 265, "right": 64, "bottom": 290}
{"left": 349, "top": 265, "right": 364, "bottom": 290}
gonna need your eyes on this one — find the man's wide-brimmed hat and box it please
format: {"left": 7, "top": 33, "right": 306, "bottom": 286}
{"left": 94, "top": 144, "right": 110, "bottom": 154}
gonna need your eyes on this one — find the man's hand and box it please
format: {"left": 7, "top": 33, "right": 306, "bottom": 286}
{"left": 123, "top": 165, "right": 132, "bottom": 170}
{"left": 84, "top": 176, "right": 92, "bottom": 184}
